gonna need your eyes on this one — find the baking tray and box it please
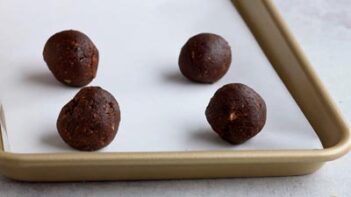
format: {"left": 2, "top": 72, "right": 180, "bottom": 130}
{"left": 0, "top": 0, "right": 350, "bottom": 181}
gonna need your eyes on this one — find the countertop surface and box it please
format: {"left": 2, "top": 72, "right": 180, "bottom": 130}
{"left": 1, "top": 0, "right": 350, "bottom": 196}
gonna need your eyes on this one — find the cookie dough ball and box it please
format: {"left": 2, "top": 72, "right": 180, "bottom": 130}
{"left": 205, "top": 83, "right": 266, "bottom": 144}
{"left": 43, "top": 30, "right": 99, "bottom": 87}
{"left": 178, "top": 33, "right": 231, "bottom": 83}
{"left": 57, "top": 86, "right": 120, "bottom": 151}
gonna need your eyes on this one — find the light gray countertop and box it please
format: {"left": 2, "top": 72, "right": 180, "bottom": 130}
{"left": 1, "top": 0, "right": 350, "bottom": 196}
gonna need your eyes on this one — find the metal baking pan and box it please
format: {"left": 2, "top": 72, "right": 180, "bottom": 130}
{"left": 0, "top": 0, "right": 350, "bottom": 181}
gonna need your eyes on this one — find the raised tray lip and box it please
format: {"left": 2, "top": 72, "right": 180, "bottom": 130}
{"left": 0, "top": 0, "right": 350, "bottom": 177}
{"left": 0, "top": 131, "right": 350, "bottom": 165}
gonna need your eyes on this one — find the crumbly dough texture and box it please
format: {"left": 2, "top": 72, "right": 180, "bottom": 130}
{"left": 57, "top": 86, "right": 120, "bottom": 151}
{"left": 178, "top": 33, "right": 231, "bottom": 83}
{"left": 206, "top": 83, "right": 266, "bottom": 144}
{"left": 43, "top": 30, "right": 99, "bottom": 87}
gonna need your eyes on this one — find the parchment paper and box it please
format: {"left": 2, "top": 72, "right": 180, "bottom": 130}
{"left": 0, "top": 0, "right": 322, "bottom": 153}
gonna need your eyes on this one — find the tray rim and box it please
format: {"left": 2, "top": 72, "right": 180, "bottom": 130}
{"left": 0, "top": 0, "right": 350, "bottom": 181}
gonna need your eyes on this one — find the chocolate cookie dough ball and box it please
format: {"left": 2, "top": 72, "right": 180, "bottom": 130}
{"left": 205, "top": 83, "right": 266, "bottom": 144}
{"left": 178, "top": 33, "right": 231, "bottom": 83}
{"left": 57, "top": 86, "right": 120, "bottom": 151}
{"left": 43, "top": 30, "right": 99, "bottom": 87}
